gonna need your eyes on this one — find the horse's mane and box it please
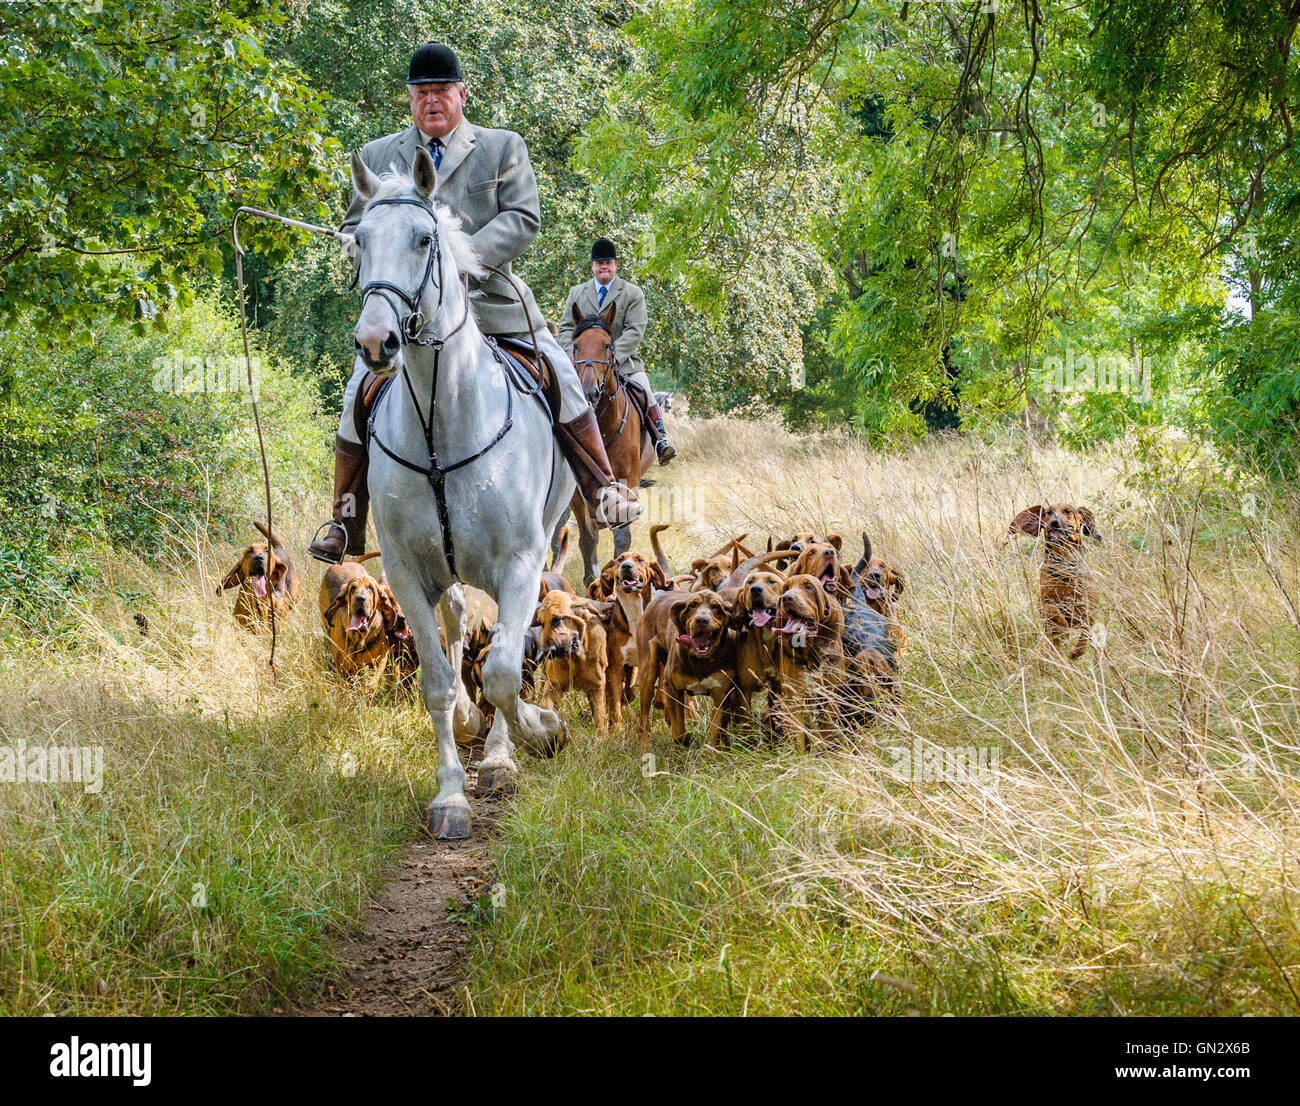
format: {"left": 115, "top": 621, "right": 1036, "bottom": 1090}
{"left": 366, "top": 172, "right": 486, "bottom": 281}
{"left": 572, "top": 314, "right": 612, "bottom": 340}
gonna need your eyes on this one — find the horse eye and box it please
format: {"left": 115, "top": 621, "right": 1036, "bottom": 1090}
{"left": 418, "top": 234, "right": 433, "bottom": 248}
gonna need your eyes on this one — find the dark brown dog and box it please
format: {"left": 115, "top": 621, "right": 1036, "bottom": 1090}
{"left": 1011, "top": 504, "right": 1101, "bottom": 659}
{"left": 636, "top": 589, "right": 739, "bottom": 747}
{"left": 319, "top": 560, "right": 389, "bottom": 689}
{"left": 535, "top": 591, "right": 613, "bottom": 735}
{"left": 770, "top": 574, "right": 846, "bottom": 749}
{"left": 217, "top": 521, "right": 302, "bottom": 631}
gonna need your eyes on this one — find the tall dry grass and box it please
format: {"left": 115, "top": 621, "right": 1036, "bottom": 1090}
{"left": 471, "top": 417, "right": 1300, "bottom": 1015}
{"left": 0, "top": 514, "right": 438, "bottom": 1014}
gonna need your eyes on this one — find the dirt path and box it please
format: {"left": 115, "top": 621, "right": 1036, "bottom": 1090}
{"left": 292, "top": 771, "right": 502, "bottom": 1018}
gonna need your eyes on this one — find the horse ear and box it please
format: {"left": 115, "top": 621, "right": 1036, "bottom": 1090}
{"left": 351, "top": 151, "right": 380, "bottom": 201}
{"left": 602, "top": 302, "right": 616, "bottom": 328}
{"left": 412, "top": 144, "right": 437, "bottom": 198}
{"left": 572, "top": 301, "right": 583, "bottom": 325}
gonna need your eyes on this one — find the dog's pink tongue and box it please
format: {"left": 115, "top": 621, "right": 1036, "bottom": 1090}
{"left": 864, "top": 585, "right": 883, "bottom": 600}
{"left": 347, "top": 614, "right": 367, "bottom": 633}
{"left": 751, "top": 610, "right": 772, "bottom": 627}
{"left": 677, "top": 634, "right": 694, "bottom": 647}
{"left": 251, "top": 575, "right": 267, "bottom": 597}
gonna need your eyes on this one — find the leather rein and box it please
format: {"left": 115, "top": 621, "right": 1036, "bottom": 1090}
{"left": 358, "top": 193, "right": 522, "bottom": 581}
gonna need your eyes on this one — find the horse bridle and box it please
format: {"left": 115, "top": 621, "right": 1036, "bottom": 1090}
{"left": 356, "top": 195, "right": 470, "bottom": 349}
{"left": 356, "top": 193, "right": 512, "bottom": 581}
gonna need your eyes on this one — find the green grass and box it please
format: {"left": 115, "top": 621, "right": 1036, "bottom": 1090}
{"left": 0, "top": 594, "right": 436, "bottom": 1015}
{"left": 3, "top": 422, "right": 1300, "bottom": 1016}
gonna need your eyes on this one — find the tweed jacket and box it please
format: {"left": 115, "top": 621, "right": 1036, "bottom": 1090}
{"left": 555, "top": 275, "right": 649, "bottom": 376}
{"left": 341, "top": 121, "right": 546, "bottom": 335}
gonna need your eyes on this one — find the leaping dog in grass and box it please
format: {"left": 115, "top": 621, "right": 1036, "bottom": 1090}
{"left": 1010, "top": 504, "right": 1102, "bottom": 659}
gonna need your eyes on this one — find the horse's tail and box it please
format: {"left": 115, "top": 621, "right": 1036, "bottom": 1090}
{"left": 551, "top": 526, "right": 572, "bottom": 575}
{"left": 650, "top": 523, "right": 673, "bottom": 577}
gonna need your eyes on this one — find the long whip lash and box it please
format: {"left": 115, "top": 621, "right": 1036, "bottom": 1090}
{"left": 231, "top": 207, "right": 348, "bottom": 678}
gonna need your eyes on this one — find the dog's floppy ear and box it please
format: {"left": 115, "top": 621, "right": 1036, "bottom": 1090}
{"left": 579, "top": 598, "right": 616, "bottom": 626}
{"left": 889, "top": 565, "right": 907, "bottom": 596}
{"left": 323, "top": 586, "right": 349, "bottom": 622}
{"left": 532, "top": 601, "right": 545, "bottom": 627}
{"left": 825, "top": 533, "right": 843, "bottom": 553}
{"left": 268, "top": 555, "right": 288, "bottom": 591}
{"left": 669, "top": 595, "right": 695, "bottom": 634}
{"left": 828, "top": 594, "right": 845, "bottom": 641}
{"left": 1078, "top": 508, "right": 1102, "bottom": 543}
{"left": 539, "top": 577, "right": 552, "bottom": 602}
{"left": 1010, "top": 506, "right": 1046, "bottom": 537}
{"left": 218, "top": 560, "right": 246, "bottom": 593}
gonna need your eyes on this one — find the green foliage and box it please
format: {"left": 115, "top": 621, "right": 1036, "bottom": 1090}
{"left": 0, "top": 294, "right": 328, "bottom": 633}
{"left": 0, "top": 0, "right": 341, "bottom": 339}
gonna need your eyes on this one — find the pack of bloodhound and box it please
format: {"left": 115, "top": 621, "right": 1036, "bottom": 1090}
{"left": 217, "top": 503, "right": 1102, "bottom": 742}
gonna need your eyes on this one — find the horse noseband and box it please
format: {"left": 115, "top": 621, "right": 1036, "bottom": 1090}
{"left": 356, "top": 195, "right": 451, "bottom": 349}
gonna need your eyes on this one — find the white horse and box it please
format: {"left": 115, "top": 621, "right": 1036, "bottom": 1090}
{"left": 350, "top": 147, "right": 572, "bottom": 838}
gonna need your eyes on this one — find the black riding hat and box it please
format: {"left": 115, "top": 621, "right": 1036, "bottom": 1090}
{"left": 408, "top": 43, "right": 463, "bottom": 84}
{"left": 591, "top": 238, "right": 617, "bottom": 262}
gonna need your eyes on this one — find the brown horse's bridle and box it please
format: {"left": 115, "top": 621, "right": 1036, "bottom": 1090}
{"left": 572, "top": 325, "right": 631, "bottom": 447}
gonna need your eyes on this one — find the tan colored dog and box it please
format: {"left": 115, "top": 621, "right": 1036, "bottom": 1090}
{"left": 1010, "top": 504, "right": 1101, "bottom": 659}
{"left": 218, "top": 521, "right": 302, "bottom": 630}
{"left": 354, "top": 553, "right": 418, "bottom": 682}
{"left": 636, "top": 588, "right": 740, "bottom": 747}
{"left": 770, "top": 574, "right": 847, "bottom": 750}
{"left": 731, "top": 561, "right": 788, "bottom": 722}
{"left": 589, "top": 549, "right": 669, "bottom": 728}
{"left": 535, "top": 591, "right": 612, "bottom": 735}
{"left": 789, "top": 536, "right": 852, "bottom": 601}
{"left": 319, "top": 560, "right": 390, "bottom": 689}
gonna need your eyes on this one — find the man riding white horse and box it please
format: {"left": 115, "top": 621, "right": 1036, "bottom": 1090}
{"left": 308, "top": 42, "right": 641, "bottom": 563}
{"left": 557, "top": 238, "right": 676, "bottom": 464}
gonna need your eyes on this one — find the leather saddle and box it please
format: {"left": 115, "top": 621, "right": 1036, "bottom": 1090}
{"left": 353, "top": 334, "right": 563, "bottom": 446}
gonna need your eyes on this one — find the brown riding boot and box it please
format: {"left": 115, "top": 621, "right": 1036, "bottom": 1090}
{"left": 556, "top": 409, "right": 643, "bottom": 528}
{"left": 307, "top": 436, "right": 370, "bottom": 563}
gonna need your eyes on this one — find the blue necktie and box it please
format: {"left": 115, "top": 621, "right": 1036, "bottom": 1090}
{"left": 597, "top": 283, "right": 607, "bottom": 307}
{"left": 428, "top": 137, "right": 443, "bottom": 170}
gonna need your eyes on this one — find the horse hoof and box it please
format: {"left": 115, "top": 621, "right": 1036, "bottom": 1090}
{"left": 543, "top": 717, "right": 569, "bottom": 757}
{"left": 425, "top": 799, "right": 472, "bottom": 840}
{"left": 476, "top": 762, "right": 517, "bottom": 796}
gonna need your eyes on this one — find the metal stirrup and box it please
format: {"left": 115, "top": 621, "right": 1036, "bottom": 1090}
{"left": 595, "top": 480, "right": 642, "bottom": 528}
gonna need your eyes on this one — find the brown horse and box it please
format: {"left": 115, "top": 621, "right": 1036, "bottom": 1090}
{"left": 552, "top": 302, "right": 655, "bottom": 586}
